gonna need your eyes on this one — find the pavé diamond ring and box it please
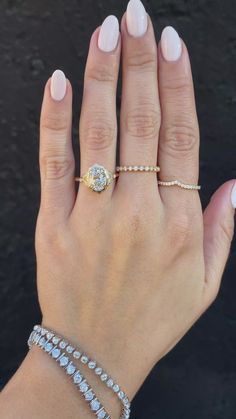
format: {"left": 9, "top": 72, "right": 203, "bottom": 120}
{"left": 75, "top": 164, "right": 118, "bottom": 193}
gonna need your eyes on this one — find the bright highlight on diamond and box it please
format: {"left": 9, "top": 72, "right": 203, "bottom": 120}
{"left": 82, "top": 164, "right": 113, "bottom": 192}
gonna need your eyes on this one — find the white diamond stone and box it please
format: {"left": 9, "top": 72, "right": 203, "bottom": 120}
{"left": 52, "top": 336, "right": 60, "bottom": 345}
{"left": 95, "top": 367, "right": 102, "bottom": 375}
{"left": 73, "top": 351, "right": 81, "bottom": 359}
{"left": 113, "top": 384, "right": 119, "bottom": 392}
{"left": 84, "top": 390, "right": 94, "bottom": 401}
{"left": 118, "top": 391, "right": 124, "bottom": 400}
{"left": 100, "top": 373, "right": 108, "bottom": 381}
{"left": 39, "top": 337, "right": 46, "bottom": 347}
{"left": 66, "top": 346, "right": 74, "bottom": 353}
{"left": 59, "top": 341, "right": 67, "bottom": 349}
{"left": 90, "top": 399, "right": 100, "bottom": 411}
{"left": 79, "top": 381, "right": 89, "bottom": 393}
{"left": 59, "top": 356, "right": 69, "bottom": 367}
{"left": 81, "top": 355, "right": 89, "bottom": 364}
{"left": 41, "top": 328, "right": 46, "bottom": 335}
{"left": 66, "top": 363, "right": 76, "bottom": 375}
{"left": 46, "top": 332, "right": 53, "bottom": 339}
{"left": 88, "top": 361, "right": 96, "bottom": 369}
{"left": 51, "top": 348, "right": 61, "bottom": 359}
{"left": 106, "top": 379, "right": 114, "bottom": 388}
{"left": 97, "top": 410, "right": 106, "bottom": 419}
{"left": 73, "top": 372, "right": 82, "bottom": 384}
{"left": 45, "top": 342, "right": 53, "bottom": 352}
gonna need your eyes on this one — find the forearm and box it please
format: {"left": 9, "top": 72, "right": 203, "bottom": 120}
{"left": 0, "top": 346, "right": 122, "bottom": 419}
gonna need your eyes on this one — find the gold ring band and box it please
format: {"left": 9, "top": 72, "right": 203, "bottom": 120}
{"left": 116, "top": 165, "right": 160, "bottom": 173}
{"left": 158, "top": 180, "right": 201, "bottom": 190}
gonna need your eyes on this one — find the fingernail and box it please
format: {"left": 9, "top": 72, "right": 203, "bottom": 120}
{"left": 126, "top": 0, "right": 148, "bottom": 37}
{"left": 50, "top": 69, "right": 67, "bottom": 101}
{"left": 161, "top": 26, "right": 182, "bottom": 62}
{"left": 98, "top": 15, "right": 119, "bottom": 52}
{"left": 231, "top": 181, "right": 236, "bottom": 209}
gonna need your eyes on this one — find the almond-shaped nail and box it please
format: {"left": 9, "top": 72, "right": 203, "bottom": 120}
{"left": 98, "top": 15, "right": 119, "bottom": 52}
{"left": 126, "top": 0, "right": 148, "bottom": 37}
{"left": 50, "top": 69, "right": 67, "bottom": 101}
{"left": 231, "top": 181, "right": 236, "bottom": 209}
{"left": 161, "top": 26, "right": 182, "bottom": 62}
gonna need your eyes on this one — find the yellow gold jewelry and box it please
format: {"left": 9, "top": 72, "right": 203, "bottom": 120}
{"left": 75, "top": 164, "right": 118, "bottom": 193}
{"left": 116, "top": 165, "right": 160, "bottom": 173}
{"left": 158, "top": 180, "right": 201, "bottom": 190}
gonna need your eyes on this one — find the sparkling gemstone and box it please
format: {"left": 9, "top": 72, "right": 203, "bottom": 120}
{"left": 100, "top": 373, "right": 108, "bottom": 381}
{"left": 59, "top": 356, "right": 69, "bottom": 367}
{"left": 84, "top": 390, "right": 94, "bottom": 401}
{"left": 87, "top": 164, "right": 110, "bottom": 192}
{"left": 73, "top": 372, "right": 82, "bottom": 384}
{"left": 95, "top": 367, "right": 102, "bottom": 375}
{"left": 73, "top": 351, "right": 81, "bottom": 359}
{"left": 46, "top": 332, "right": 53, "bottom": 339}
{"left": 81, "top": 355, "right": 89, "bottom": 364}
{"left": 113, "top": 384, "right": 119, "bottom": 393}
{"left": 59, "top": 341, "right": 67, "bottom": 349}
{"left": 106, "top": 379, "right": 114, "bottom": 388}
{"left": 88, "top": 361, "right": 96, "bottom": 369}
{"left": 51, "top": 348, "right": 61, "bottom": 359}
{"left": 66, "top": 363, "right": 76, "bottom": 375}
{"left": 139, "top": 166, "right": 144, "bottom": 171}
{"left": 52, "top": 336, "right": 60, "bottom": 345}
{"left": 41, "top": 328, "right": 46, "bottom": 335}
{"left": 90, "top": 399, "right": 100, "bottom": 411}
{"left": 118, "top": 391, "right": 124, "bottom": 400}
{"left": 134, "top": 166, "right": 138, "bottom": 171}
{"left": 79, "top": 381, "right": 89, "bottom": 393}
{"left": 39, "top": 337, "right": 46, "bottom": 348}
{"left": 45, "top": 342, "right": 53, "bottom": 352}
{"left": 66, "top": 346, "right": 74, "bottom": 353}
{"left": 33, "top": 325, "right": 38, "bottom": 331}
{"left": 97, "top": 410, "right": 106, "bottom": 419}
{"left": 145, "top": 166, "right": 149, "bottom": 171}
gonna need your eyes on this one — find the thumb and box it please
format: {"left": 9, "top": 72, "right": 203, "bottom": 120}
{"left": 203, "top": 180, "right": 235, "bottom": 305}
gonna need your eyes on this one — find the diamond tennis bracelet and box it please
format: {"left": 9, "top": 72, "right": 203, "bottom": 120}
{"left": 28, "top": 325, "right": 131, "bottom": 419}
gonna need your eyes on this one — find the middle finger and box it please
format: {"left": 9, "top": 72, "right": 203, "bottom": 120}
{"left": 118, "top": 1, "right": 161, "bottom": 195}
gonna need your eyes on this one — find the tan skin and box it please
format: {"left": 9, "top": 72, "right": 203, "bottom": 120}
{"left": 0, "top": 11, "right": 235, "bottom": 419}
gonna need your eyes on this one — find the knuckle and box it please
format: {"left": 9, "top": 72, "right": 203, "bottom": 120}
{"left": 41, "top": 155, "right": 74, "bottom": 180}
{"left": 162, "top": 75, "right": 192, "bottom": 94}
{"left": 41, "top": 112, "right": 69, "bottom": 133}
{"left": 126, "top": 106, "right": 160, "bottom": 140}
{"left": 81, "top": 117, "right": 115, "bottom": 152}
{"left": 126, "top": 50, "right": 156, "bottom": 72}
{"left": 86, "top": 62, "right": 117, "bottom": 84}
{"left": 162, "top": 122, "right": 198, "bottom": 156}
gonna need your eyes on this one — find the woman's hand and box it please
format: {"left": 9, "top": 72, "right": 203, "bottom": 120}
{"left": 31, "top": 0, "right": 235, "bottom": 414}
{"left": 36, "top": 3, "right": 235, "bottom": 400}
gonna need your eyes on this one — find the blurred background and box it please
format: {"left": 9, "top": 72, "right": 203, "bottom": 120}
{"left": 0, "top": 0, "right": 236, "bottom": 418}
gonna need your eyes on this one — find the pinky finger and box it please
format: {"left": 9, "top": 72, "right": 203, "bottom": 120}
{"left": 39, "top": 70, "right": 76, "bottom": 221}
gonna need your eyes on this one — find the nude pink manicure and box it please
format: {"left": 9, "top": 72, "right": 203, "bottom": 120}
{"left": 50, "top": 70, "right": 67, "bottom": 101}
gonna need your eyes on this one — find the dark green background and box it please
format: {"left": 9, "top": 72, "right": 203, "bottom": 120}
{"left": 0, "top": 1, "right": 236, "bottom": 418}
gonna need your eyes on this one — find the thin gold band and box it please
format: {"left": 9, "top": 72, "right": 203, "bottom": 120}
{"left": 116, "top": 165, "right": 160, "bottom": 173}
{"left": 158, "top": 180, "right": 201, "bottom": 190}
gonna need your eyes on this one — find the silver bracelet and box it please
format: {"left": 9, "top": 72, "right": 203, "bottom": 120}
{"left": 28, "top": 328, "right": 110, "bottom": 418}
{"left": 28, "top": 325, "right": 131, "bottom": 419}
